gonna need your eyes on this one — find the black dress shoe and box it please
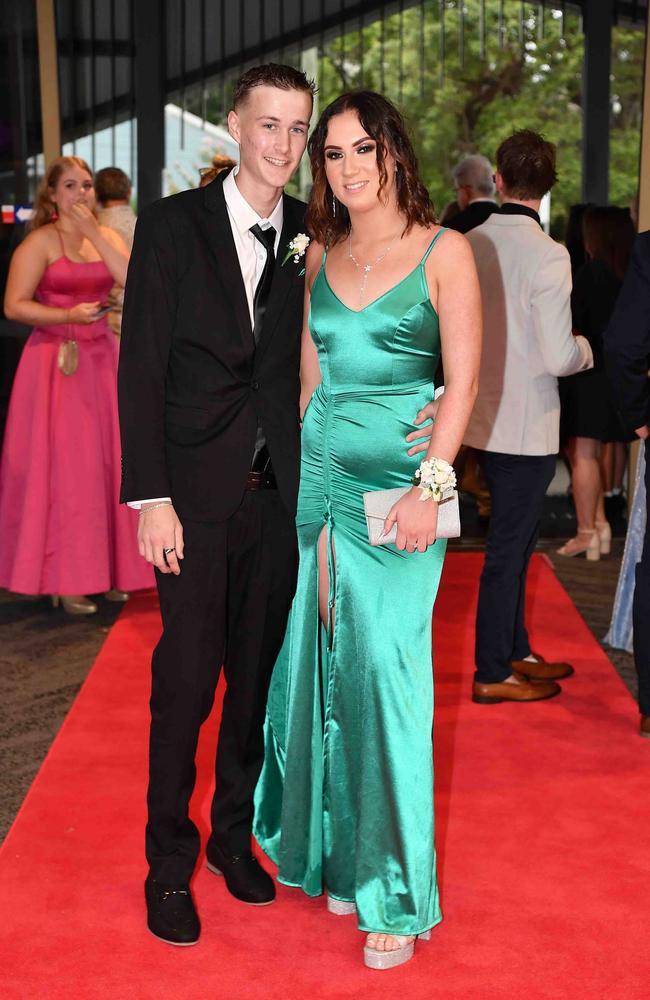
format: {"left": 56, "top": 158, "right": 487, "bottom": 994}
{"left": 205, "top": 842, "right": 276, "bottom": 905}
{"left": 145, "top": 877, "right": 200, "bottom": 946}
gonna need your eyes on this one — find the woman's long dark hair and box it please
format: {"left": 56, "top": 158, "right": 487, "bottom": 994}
{"left": 582, "top": 206, "right": 635, "bottom": 282}
{"left": 306, "top": 90, "right": 436, "bottom": 245}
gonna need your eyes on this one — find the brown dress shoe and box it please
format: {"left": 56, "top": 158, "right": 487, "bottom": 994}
{"left": 472, "top": 675, "right": 561, "bottom": 705}
{"left": 640, "top": 716, "right": 650, "bottom": 738}
{"left": 512, "top": 651, "right": 574, "bottom": 682}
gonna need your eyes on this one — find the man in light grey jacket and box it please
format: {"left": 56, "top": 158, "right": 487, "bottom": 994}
{"left": 465, "top": 130, "right": 593, "bottom": 705}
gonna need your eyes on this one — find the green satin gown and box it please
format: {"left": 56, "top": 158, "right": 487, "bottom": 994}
{"left": 254, "top": 229, "right": 448, "bottom": 936}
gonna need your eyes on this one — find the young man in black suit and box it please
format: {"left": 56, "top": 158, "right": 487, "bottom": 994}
{"left": 604, "top": 230, "right": 650, "bottom": 739}
{"left": 118, "top": 64, "right": 314, "bottom": 945}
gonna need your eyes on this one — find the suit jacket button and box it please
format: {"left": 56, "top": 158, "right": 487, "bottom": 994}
{"left": 252, "top": 380, "right": 260, "bottom": 390}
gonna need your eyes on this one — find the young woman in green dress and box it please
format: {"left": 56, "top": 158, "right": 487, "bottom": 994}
{"left": 254, "top": 91, "right": 481, "bottom": 970}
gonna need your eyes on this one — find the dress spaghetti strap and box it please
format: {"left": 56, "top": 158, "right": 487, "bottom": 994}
{"left": 54, "top": 225, "right": 66, "bottom": 258}
{"left": 421, "top": 227, "right": 448, "bottom": 265}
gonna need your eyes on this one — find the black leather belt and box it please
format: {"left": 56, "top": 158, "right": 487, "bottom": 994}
{"left": 245, "top": 468, "right": 277, "bottom": 491}
{"left": 246, "top": 445, "right": 276, "bottom": 490}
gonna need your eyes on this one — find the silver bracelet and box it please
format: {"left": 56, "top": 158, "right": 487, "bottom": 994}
{"left": 138, "top": 501, "right": 173, "bottom": 516}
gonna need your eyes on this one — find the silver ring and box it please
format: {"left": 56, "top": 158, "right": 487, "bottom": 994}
{"left": 163, "top": 547, "right": 175, "bottom": 555}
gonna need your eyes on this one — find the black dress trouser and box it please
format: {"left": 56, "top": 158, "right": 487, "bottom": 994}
{"left": 146, "top": 489, "right": 298, "bottom": 885}
{"left": 633, "top": 440, "right": 650, "bottom": 716}
{"left": 474, "top": 450, "right": 556, "bottom": 684}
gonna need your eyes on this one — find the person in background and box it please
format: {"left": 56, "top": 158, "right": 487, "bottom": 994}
{"left": 604, "top": 228, "right": 650, "bottom": 738}
{"left": 198, "top": 153, "right": 237, "bottom": 188}
{"left": 95, "top": 167, "right": 137, "bottom": 336}
{"left": 446, "top": 154, "right": 498, "bottom": 235}
{"left": 564, "top": 203, "right": 591, "bottom": 277}
{"left": 439, "top": 199, "right": 461, "bottom": 226}
{"left": 604, "top": 447, "right": 646, "bottom": 656}
{"left": 603, "top": 204, "right": 639, "bottom": 520}
{"left": 558, "top": 207, "right": 635, "bottom": 560}
{"left": 0, "top": 156, "right": 153, "bottom": 614}
{"left": 464, "top": 130, "right": 593, "bottom": 704}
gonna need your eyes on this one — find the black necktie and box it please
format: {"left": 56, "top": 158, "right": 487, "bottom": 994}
{"left": 250, "top": 223, "right": 276, "bottom": 345}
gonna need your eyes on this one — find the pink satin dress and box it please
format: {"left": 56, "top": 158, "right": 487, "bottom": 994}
{"left": 0, "top": 244, "right": 154, "bottom": 596}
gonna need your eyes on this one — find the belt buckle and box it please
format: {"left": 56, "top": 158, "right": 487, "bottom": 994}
{"left": 246, "top": 470, "right": 263, "bottom": 491}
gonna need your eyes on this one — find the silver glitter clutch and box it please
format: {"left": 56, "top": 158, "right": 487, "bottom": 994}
{"left": 363, "top": 486, "right": 460, "bottom": 546}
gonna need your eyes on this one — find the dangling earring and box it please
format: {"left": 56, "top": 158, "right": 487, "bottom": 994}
{"left": 332, "top": 193, "right": 336, "bottom": 218}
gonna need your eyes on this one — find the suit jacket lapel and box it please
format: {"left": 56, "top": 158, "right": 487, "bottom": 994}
{"left": 203, "top": 174, "right": 255, "bottom": 353}
{"left": 256, "top": 198, "right": 303, "bottom": 360}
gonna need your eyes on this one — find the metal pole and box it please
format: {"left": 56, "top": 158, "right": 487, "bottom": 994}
{"left": 399, "top": 0, "right": 405, "bottom": 104}
{"left": 628, "top": 1, "right": 650, "bottom": 509}
{"left": 134, "top": 0, "right": 165, "bottom": 207}
{"left": 637, "top": 0, "right": 650, "bottom": 229}
{"left": 90, "top": 0, "right": 96, "bottom": 170}
{"left": 439, "top": 0, "right": 445, "bottom": 86}
{"left": 110, "top": 0, "right": 117, "bottom": 164}
{"left": 581, "top": 0, "right": 614, "bottom": 204}
{"left": 36, "top": 0, "right": 62, "bottom": 164}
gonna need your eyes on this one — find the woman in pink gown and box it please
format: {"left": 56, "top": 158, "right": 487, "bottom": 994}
{"left": 0, "top": 156, "right": 153, "bottom": 613}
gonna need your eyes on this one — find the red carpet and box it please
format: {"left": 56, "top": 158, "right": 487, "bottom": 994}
{"left": 0, "top": 553, "right": 648, "bottom": 999}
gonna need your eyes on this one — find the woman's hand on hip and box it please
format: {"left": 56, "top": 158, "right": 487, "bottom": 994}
{"left": 405, "top": 399, "right": 440, "bottom": 456}
{"left": 138, "top": 504, "right": 184, "bottom": 575}
{"left": 383, "top": 487, "right": 439, "bottom": 553}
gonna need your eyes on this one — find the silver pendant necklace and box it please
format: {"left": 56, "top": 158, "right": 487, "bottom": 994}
{"left": 348, "top": 232, "right": 396, "bottom": 307}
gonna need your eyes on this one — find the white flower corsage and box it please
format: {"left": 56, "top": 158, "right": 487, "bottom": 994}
{"left": 412, "top": 458, "right": 456, "bottom": 502}
{"left": 282, "top": 232, "right": 310, "bottom": 266}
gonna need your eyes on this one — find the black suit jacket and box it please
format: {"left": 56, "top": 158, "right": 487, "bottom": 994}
{"left": 446, "top": 200, "right": 498, "bottom": 235}
{"left": 603, "top": 231, "right": 650, "bottom": 434}
{"left": 118, "top": 171, "right": 306, "bottom": 520}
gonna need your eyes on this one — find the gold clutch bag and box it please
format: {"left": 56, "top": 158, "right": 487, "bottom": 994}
{"left": 57, "top": 339, "right": 79, "bottom": 376}
{"left": 362, "top": 486, "right": 461, "bottom": 546}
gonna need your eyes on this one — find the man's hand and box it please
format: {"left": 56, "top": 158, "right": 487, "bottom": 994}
{"left": 635, "top": 425, "right": 650, "bottom": 440}
{"left": 405, "top": 400, "right": 440, "bottom": 456}
{"left": 138, "top": 503, "right": 184, "bottom": 575}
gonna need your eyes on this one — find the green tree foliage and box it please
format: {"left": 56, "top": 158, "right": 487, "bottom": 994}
{"left": 317, "top": 2, "right": 644, "bottom": 237}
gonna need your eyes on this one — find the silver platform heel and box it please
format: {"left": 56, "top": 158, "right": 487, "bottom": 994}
{"left": 363, "top": 929, "right": 431, "bottom": 970}
{"left": 326, "top": 894, "right": 356, "bottom": 916}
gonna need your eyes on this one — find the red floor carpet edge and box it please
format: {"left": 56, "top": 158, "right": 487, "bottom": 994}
{"left": 0, "top": 553, "right": 648, "bottom": 1000}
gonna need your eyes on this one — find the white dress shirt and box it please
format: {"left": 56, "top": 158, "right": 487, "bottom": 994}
{"left": 128, "top": 169, "right": 283, "bottom": 509}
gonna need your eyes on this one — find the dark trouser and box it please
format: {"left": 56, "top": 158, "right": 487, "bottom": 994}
{"left": 146, "top": 489, "right": 298, "bottom": 884}
{"left": 633, "top": 441, "right": 650, "bottom": 716}
{"left": 474, "top": 451, "right": 556, "bottom": 684}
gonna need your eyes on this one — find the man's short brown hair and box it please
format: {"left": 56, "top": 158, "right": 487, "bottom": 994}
{"left": 95, "top": 166, "right": 132, "bottom": 203}
{"left": 232, "top": 62, "right": 316, "bottom": 109}
{"left": 496, "top": 129, "right": 558, "bottom": 200}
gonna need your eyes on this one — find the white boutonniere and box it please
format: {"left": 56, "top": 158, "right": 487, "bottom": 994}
{"left": 282, "top": 232, "right": 310, "bottom": 267}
